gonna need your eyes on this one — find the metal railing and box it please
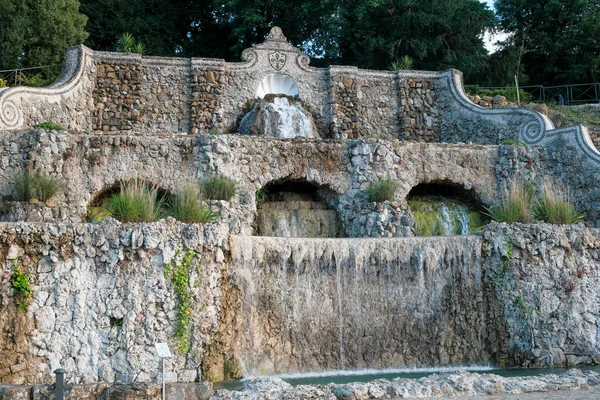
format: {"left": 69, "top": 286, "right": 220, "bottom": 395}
{"left": 0, "top": 64, "right": 61, "bottom": 87}
{"left": 480, "top": 83, "right": 600, "bottom": 105}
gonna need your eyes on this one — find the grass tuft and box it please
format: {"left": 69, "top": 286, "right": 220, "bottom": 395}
{"left": 201, "top": 175, "right": 237, "bottom": 201}
{"left": 107, "top": 179, "right": 166, "bottom": 222}
{"left": 534, "top": 182, "right": 584, "bottom": 224}
{"left": 34, "top": 121, "right": 65, "bottom": 131}
{"left": 502, "top": 139, "right": 526, "bottom": 147}
{"left": 366, "top": 179, "right": 397, "bottom": 203}
{"left": 484, "top": 181, "right": 533, "bottom": 223}
{"left": 169, "top": 183, "right": 219, "bottom": 223}
{"left": 13, "top": 171, "right": 61, "bottom": 202}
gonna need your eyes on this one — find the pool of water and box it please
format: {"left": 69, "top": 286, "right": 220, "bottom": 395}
{"left": 212, "top": 365, "right": 600, "bottom": 391}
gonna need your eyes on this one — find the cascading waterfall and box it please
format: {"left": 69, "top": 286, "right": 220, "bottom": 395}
{"left": 409, "top": 195, "right": 482, "bottom": 236}
{"left": 229, "top": 235, "right": 496, "bottom": 377}
{"left": 256, "top": 200, "right": 339, "bottom": 238}
{"left": 239, "top": 95, "right": 317, "bottom": 138}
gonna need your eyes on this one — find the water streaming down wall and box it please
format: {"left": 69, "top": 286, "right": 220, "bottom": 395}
{"left": 239, "top": 96, "right": 317, "bottom": 138}
{"left": 229, "top": 235, "right": 500, "bottom": 376}
{"left": 409, "top": 196, "right": 483, "bottom": 236}
{"left": 256, "top": 201, "right": 339, "bottom": 237}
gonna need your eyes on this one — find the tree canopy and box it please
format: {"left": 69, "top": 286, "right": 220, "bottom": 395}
{"left": 2, "top": 0, "right": 598, "bottom": 86}
{"left": 330, "top": 0, "right": 495, "bottom": 76}
{"left": 0, "top": 0, "right": 88, "bottom": 70}
{"left": 79, "top": 0, "right": 494, "bottom": 81}
{"left": 495, "top": 0, "right": 600, "bottom": 85}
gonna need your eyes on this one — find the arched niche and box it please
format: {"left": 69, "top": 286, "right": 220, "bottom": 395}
{"left": 255, "top": 179, "right": 342, "bottom": 238}
{"left": 87, "top": 179, "right": 173, "bottom": 222}
{"left": 407, "top": 180, "right": 484, "bottom": 236}
{"left": 256, "top": 73, "right": 300, "bottom": 99}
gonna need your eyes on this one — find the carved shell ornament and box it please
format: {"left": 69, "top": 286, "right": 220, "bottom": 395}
{"left": 256, "top": 73, "right": 299, "bottom": 99}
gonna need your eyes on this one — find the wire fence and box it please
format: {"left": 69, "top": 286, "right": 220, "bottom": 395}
{"left": 480, "top": 83, "right": 600, "bottom": 106}
{"left": 0, "top": 64, "right": 62, "bottom": 88}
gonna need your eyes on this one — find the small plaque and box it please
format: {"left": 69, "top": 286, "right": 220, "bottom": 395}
{"left": 155, "top": 342, "right": 172, "bottom": 358}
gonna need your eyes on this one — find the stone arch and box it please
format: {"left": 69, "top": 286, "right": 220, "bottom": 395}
{"left": 255, "top": 73, "right": 300, "bottom": 99}
{"left": 255, "top": 177, "right": 342, "bottom": 237}
{"left": 406, "top": 179, "right": 485, "bottom": 236}
{"left": 87, "top": 178, "right": 174, "bottom": 222}
{"left": 407, "top": 180, "right": 484, "bottom": 209}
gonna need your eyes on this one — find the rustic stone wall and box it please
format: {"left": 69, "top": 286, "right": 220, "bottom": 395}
{"left": 483, "top": 222, "right": 600, "bottom": 368}
{"left": 1, "top": 221, "right": 600, "bottom": 386}
{"left": 142, "top": 58, "right": 191, "bottom": 133}
{"left": 5, "top": 129, "right": 600, "bottom": 231}
{"left": 0, "top": 219, "right": 231, "bottom": 385}
{"left": 0, "top": 131, "right": 33, "bottom": 200}
{"left": 0, "top": 130, "right": 523, "bottom": 235}
{"left": 0, "top": 29, "right": 549, "bottom": 144}
{"left": 329, "top": 69, "right": 401, "bottom": 140}
{"left": 191, "top": 63, "right": 226, "bottom": 134}
{"left": 399, "top": 78, "right": 440, "bottom": 142}
{"left": 93, "top": 61, "right": 143, "bottom": 132}
{"left": 329, "top": 71, "right": 363, "bottom": 139}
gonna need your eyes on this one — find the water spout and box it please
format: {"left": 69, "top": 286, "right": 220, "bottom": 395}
{"left": 239, "top": 95, "right": 317, "bottom": 138}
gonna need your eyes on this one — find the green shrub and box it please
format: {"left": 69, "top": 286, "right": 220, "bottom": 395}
{"left": 0, "top": 78, "right": 7, "bottom": 88}
{"left": 117, "top": 32, "right": 146, "bottom": 54}
{"left": 107, "top": 179, "right": 166, "bottom": 222}
{"left": 502, "top": 139, "right": 526, "bottom": 147}
{"left": 201, "top": 175, "right": 237, "bottom": 201}
{"left": 169, "top": 183, "right": 219, "bottom": 223}
{"left": 10, "top": 262, "right": 32, "bottom": 311}
{"left": 389, "top": 55, "right": 414, "bottom": 71}
{"left": 163, "top": 249, "right": 197, "bottom": 353}
{"left": 13, "top": 171, "right": 61, "bottom": 202}
{"left": 464, "top": 85, "right": 532, "bottom": 104}
{"left": 366, "top": 179, "right": 397, "bottom": 203}
{"left": 18, "top": 73, "right": 56, "bottom": 87}
{"left": 485, "top": 181, "right": 533, "bottom": 223}
{"left": 34, "top": 121, "right": 65, "bottom": 131}
{"left": 534, "top": 182, "right": 584, "bottom": 224}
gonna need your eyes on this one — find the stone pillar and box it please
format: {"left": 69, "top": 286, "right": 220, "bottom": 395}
{"left": 329, "top": 66, "right": 363, "bottom": 139}
{"left": 93, "top": 56, "right": 143, "bottom": 133}
{"left": 190, "top": 60, "right": 226, "bottom": 134}
{"left": 397, "top": 74, "right": 440, "bottom": 142}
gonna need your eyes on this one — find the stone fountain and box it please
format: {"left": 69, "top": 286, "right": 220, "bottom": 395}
{"left": 0, "top": 26, "right": 600, "bottom": 396}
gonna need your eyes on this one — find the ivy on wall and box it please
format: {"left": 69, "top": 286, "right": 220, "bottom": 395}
{"left": 163, "top": 249, "right": 198, "bottom": 353}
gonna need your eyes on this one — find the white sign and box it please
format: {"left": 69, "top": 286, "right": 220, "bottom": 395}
{"left": 155, "top": 342, "right": 172, "bottom": 358}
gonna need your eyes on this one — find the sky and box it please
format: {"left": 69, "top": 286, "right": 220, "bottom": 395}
{"left": 480, "top": 0, "right": 509, "bottom": 53}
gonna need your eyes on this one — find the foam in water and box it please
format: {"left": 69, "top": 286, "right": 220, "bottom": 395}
{"left": 239, "top": 96, "right": 316, "bottom": 138}
{"left": 264, "top": 97, "right": 314, "bottom": 138}
{"left": 266, "top": 365, "right": 496, "bottom": 380}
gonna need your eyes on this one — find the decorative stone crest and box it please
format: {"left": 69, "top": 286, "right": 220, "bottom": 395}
{"left": 268, "top": 51, "right": 287, "bottom": 71}
{"left": 266, "top": 26, "right": 287, "bottom": 42}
